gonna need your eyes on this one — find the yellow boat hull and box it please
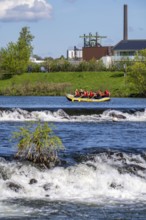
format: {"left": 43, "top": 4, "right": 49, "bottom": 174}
{"left": 66, "top": 94, "right": 110, "bottom": 102}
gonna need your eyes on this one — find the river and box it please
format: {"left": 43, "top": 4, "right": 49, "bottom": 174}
{"left": 0, "top": 96, "right": 146, "bottom": 219}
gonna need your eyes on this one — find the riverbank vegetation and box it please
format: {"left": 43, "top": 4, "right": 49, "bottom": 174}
{"left": 0, "top": 71, "right": 129, "bottom": 97}
{"left": 0, "top": 26, "right": 146, "bottom": 97}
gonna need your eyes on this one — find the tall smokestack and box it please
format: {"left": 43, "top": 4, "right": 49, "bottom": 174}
{"left": 123, "top": 4, "right": 128, "bottom": 40}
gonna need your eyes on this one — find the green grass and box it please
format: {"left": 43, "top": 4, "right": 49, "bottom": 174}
{"left": 0, "top": 71, "right": 130, "bottom": 96}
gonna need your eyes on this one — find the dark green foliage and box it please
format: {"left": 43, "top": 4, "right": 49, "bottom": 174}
{"left": 14, "top": 122, "right": 64, "bottom": 168}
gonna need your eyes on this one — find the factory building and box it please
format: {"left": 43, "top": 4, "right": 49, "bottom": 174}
{"left": 67, "top": 4, "right": 146, "bottom": 63}
{"left": 81, "top": 32, "right": 113, "bottom": 61}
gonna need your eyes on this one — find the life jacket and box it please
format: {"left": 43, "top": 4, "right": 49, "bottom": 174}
{"left": 75, "top": 90, "right": 80, "bottom": 97}
{"left": 89, "top": 91, "right": 94, "bottom": 98}
{"left": 84, "top": 91, "right": 88, "bottom": 97}
{"left": 105, "top": 90, "right": 110, "bottom": 97}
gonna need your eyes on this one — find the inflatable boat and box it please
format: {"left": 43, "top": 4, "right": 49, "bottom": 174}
{"left": 66, "top": 94, "right": 110, "bottom": 102}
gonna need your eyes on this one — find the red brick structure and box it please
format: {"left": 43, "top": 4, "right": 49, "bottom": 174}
{"left": 83, "top": 46, "right": 113, "bottom": 61}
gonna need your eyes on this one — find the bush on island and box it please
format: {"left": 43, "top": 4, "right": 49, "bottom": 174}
{"left": 13, "top": 122, "right": 64, "bottom": 168}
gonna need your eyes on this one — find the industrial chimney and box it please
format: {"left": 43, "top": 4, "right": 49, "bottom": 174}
{"left": 123, "top": 4, "right": 128, "bottom": 40}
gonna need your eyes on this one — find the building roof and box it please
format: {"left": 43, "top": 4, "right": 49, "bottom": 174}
{"left": 113, "top": 40, "right": 146, "bottom": 51}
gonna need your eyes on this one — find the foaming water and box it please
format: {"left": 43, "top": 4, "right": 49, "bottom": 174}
{"left": 103, "top": 109, "right": 146, "bottom": 122}
{"left": 1, "top": 151, "right": 146, "bottom": 204}
{"left": 0, "top": 97, "right": 146, "bottom": 219}
{"left": 0, "top": 108, "right": 146, "bottom": 122}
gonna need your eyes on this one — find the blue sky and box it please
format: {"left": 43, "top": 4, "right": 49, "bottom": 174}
{"left": 0, "top": 0, "right": 145, "bottom": 58}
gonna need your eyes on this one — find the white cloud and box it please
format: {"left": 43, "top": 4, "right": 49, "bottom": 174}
{"left": 0, "top": 0, "right": 52, "bottom": 22}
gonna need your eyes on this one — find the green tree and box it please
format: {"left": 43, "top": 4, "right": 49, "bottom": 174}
{"left": 16, "top": 26, "right": 34, "bottom": 74}
{"left": 127, "top": 49, "right": 146, "bottom": 96}
{"left": 0, "top": 42, "right": 19, "bottom": 78}
{"left": 14, "top": 122, "right": 64, "bottom": 168}
{"left": 0, "top": 26, "right": 34, "bottom": 78}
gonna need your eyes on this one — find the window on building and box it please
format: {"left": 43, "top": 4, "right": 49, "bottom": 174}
{"left": 120, "top": 51, "right": 135, "bottom": 56}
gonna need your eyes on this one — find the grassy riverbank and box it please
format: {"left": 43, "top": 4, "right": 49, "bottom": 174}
{"left": 0, "top": 71, "right": 130, "bottom": 97}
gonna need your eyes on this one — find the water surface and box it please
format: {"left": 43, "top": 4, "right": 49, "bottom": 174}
{"left": 0, "top": 96, "right": 146, "bottom": 219}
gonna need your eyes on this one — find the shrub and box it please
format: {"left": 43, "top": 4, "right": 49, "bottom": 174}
{"left": 13, "top": 122, "right": 64, "bottom": 168}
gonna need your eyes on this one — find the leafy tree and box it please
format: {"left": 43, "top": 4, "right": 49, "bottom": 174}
{"left": 14, "top": 122, "right": 64, "bottom": 168}
{"left": 127, "top": 62, "right": 146, "bottom": 96}
{"left": 16, "top": 26, "right": 34, "bottom": 74}
{"left": 0, "top": 26, "right": 34, "bottom": 78}
{"left": 127, "top": 49, "right": 146, "bottom": 96}
{"left": 0, "top": 42, "right": 19, "bottom": 78}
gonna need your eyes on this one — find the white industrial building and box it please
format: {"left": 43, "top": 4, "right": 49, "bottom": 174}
{"left": 67, "top": 46, "right": 82, "bottom": 60}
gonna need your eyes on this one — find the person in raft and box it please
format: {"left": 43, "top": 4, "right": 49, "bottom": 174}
{"left": 94, "top": 90, "right": 103, "bottom": 98}
{"left": 74, "top": 89, "right": 110, "bottom": 98}
{"left": 104, "top": 89, "right": 110, "bottom": 97}
{"left": 94, "top": 89, "right": 110, "bottom": 98}
{"left": 81, "top": 90, "right": 88, "bottom": 98}
{"left": 74, "top": 89, "right": 86, "bottom": 97}
{"left": 74, "top": 89, "right": 80, "bottom": 97}
{"left": 79, "top": 89, "right": 84, "bottom": 96}
{"left": 89, "top": 90, "right": 95, "bottom": 98}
